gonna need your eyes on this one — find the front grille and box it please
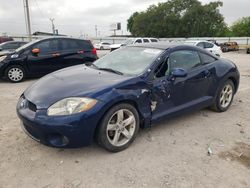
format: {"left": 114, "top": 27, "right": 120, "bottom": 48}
{"left": 27, "top": 101, "right": 37, "bottom": 112}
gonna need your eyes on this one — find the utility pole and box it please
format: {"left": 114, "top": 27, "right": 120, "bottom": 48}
{"left": 23, "top": 0, "right": 32, "bottom": 41}
{"left": 95, "top": 25, "right": 98, "bottom": 38}
{"left": 50, "top": 18, "right": 55, "bottom": 35}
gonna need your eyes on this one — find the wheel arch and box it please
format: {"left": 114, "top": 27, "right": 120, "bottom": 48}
{"left": 228, "top": 76, "right": 239, "bottom": 93}
{"left": 93, "top": 99, "right": 149, "bottom": 141}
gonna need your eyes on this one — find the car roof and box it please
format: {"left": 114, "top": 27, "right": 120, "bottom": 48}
{"left": 130, "top": 42, "right": 187, "bottom": 50}
{"left": 0, "top": 41, "right": 26, "bottom": 45}
{"left": 128, "top": 42, "right": 219, "bottom": 58}
{"left": 36, "top": 36, "right": 90, "bottom": 42}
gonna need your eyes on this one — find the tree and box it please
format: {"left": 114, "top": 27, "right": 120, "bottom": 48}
{"left": 231, "top": 17, "right": 250, "bottom": 37}
{"left": 127, "top": 0, "right": 228, "bottom": 37}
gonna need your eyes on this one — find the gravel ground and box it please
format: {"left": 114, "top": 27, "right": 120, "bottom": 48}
{"left": 0, "top": 51, "right": 249, "bottom": 188}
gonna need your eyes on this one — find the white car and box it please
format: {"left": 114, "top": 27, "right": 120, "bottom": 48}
{"left": 94, "top": 42, "right": 111, "bottom": 50}
{"left": 110, "top": 38, "right": 159, "bottom": 51}
{"left": 184, "top": 40, "right": 222, "bottom": 57}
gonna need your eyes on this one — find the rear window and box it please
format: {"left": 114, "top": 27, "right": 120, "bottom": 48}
{"left": 204, "top": 42, "right": 214, "bottom": 48}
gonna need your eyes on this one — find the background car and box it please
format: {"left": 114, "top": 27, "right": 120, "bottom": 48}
{"left": 0, "top": 36, "right": 13, "bottom": 44}
{"left": 221, "top": 42, "right": 239, "bottom": 52}
{"left": 184, "top": 40, "right": 222, "bottom": 56}
{"left": 17, "top": 43, "right": 239, "bottom": 152}
{"left": 0, "top": 37, "right": 97, "bottom": 82}
{"left": 0, "top": 41, "right": 27, "bottom": 57}
{"left": 110, "top": 38, "right": 159, "bottom": 51}
{"left": 94, "top": 42, "right": 111, "bottom": 50}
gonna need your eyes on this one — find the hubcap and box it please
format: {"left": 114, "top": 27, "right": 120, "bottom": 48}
{"left": 220, "top": 84, "right": 233, "bottom": 108}
{"left": 106, "top": 109, "right": 136, "bottom": 147}
{"left": 8, "top": 68, "right": 23, "bottom": 81}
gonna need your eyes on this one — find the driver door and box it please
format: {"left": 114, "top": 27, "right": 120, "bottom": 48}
{"left": 26, "top": 39, "right": 62, "bottom": 76}
{"left": 151, "top": 50, "right": 213, "bottom": 123}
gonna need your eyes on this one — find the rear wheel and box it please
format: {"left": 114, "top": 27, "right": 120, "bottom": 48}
{"left": 100, "top": 46, "right": 104, "bottom": 50}
{"left": 97, "top": 103, "right": 139, "bottom": 152}
{"left": 211, "top": 80, "right": 235, "bottom": 112}
{"left": 5, "top": 65, "right": 25, "bottom": 83}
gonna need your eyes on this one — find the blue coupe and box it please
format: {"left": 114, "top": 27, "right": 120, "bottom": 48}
{"left": 17, "top": 43, "right": 240, "bottom": 152}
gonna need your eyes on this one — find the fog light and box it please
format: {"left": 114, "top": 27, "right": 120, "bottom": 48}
{"left": 47, "top": 134, "right": 69, "bottom": 147}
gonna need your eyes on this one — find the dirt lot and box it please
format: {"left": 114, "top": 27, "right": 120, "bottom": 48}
{"left": 0, "top": 51, "right": 249, "bottom": 188}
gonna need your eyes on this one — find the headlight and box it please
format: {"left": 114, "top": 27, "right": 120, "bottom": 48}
{"left": 0, "top": 55, "right": 7, "bottom": 62}
{"left": 47, "top": 97, "right": 97, "bottom": 116}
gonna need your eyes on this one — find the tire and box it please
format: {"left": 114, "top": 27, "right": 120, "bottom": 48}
{"left": 97, "top": 103, "right": 140, "bottom": 152}
{"left": 211, "top": 80, "right": 235, "bottom": 112}
{"left": 100, "top": 46, "right": 104, "bottom": 50}
{"left": 247, "top": 48, "right": 250, "bottom": 54}
{"left": 5, "top": 65, "right": 26, "bottom": 83}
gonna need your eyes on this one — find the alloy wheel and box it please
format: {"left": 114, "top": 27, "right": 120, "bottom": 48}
{"left": 106, "top": 109, "right": 136, "bottom": 147}
{"left": 220, "top": 84, "right": 233, "bottom": 108}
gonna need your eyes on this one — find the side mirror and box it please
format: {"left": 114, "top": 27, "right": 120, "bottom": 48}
{"left": 31, "top": 48, "right": 40, "bottom": 55}
{"left": 170, "top": 68, "right": 187, "bottom": 79}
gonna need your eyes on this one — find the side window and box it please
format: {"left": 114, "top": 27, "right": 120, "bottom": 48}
{"left": 154, "top": 58, "right": 169, "bottom": 78}
{"left": 204, "top": 42, "right": 214, "bottom": 48}
{"left": 169, "top": 50, "right": 201, "bottom": 72}
{"left": 33, "top": 40, "right": 59, "bottom": 55}
{"left": 199, "top": 52, "right": 217, "bottom": 64}
{"left": 135, "top": 39, "right": 142, "bottom": 44}
{"left": 143, "top": 39, "right": 150, "bottom": 43}
{"left": 150, "top": 39, "right": 158, "bottom": 42}
{"left": 197, "top": 42, "right": 204, "bottom": 48}
{"left": 60, "top": 39, "right": 91, "bottom": 51}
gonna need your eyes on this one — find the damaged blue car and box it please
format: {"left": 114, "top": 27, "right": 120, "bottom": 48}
{"left": 17, "top": 43, "right": 240, "bottom": 152}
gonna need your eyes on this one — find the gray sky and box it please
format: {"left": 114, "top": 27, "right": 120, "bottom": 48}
{"left": 0, "top": 0, "right": 249, "bottom": 37}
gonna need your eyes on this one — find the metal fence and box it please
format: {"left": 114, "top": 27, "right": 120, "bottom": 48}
{"left": 11, "top": 35, "right": 250, "bottom": 48}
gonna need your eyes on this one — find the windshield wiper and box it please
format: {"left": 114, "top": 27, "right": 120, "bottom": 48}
{"left": 98, "top": 68, "right": 123, "bottom": 75}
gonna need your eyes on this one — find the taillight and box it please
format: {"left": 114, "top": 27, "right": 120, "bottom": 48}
{"left": 91, "top": 48, "right": 97, "bottom": 55}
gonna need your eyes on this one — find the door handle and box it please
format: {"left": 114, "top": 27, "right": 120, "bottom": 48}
{"left": 52, "top": 53, "right": 60, "bottom": 57}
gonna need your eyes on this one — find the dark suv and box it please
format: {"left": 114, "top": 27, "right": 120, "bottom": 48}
{"left": 0, "top": 37, "right": 97, "bottom": 82}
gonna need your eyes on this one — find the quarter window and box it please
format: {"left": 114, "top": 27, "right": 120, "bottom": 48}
{"left": 200, "top": 52, "right": 217, "bottom": 64}
{"left": 169, "top": 50, "right": 201, "bottom": 71}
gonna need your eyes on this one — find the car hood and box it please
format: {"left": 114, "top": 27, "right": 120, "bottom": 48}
{"left": 24, "top": 65, "right": 131, "bottom": 109}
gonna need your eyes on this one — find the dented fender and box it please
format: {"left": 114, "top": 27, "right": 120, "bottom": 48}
{"left": 95, "top": 82, "right": 153, "bottom": 128}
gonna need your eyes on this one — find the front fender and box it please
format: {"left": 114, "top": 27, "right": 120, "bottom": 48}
{"left": 96, "top": 87, "right": 152, "bottom": 128}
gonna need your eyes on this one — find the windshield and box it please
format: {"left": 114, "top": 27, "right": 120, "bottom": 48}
{"left": 124, "top": 39, "right": 135, "bottom": 45}
{"left": 93, "top": 47, "right": 163, "bottom": 75}
{"left": 15, "top": 40, "right": 39, "bottom": 53}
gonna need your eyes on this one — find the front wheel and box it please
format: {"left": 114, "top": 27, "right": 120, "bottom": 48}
{"left": 211, "top": 80, "right": 235, "bottom": 112}
{"left": 97, "top": 103, "right": 140, "bottom": 152}
{"left": 5, "top": 65, "right": 26, "bottom": 83}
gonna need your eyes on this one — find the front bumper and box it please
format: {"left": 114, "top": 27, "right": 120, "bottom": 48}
{"left": 0, "top": 62, "right": 5, "bottom": 77}
{"left": 16, "top": 96, "right": 103, "bottom": 148}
